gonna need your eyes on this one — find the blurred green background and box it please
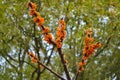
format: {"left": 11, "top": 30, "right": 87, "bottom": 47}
{"left": 0, "top": 0, "right": 120, "bottom": 80}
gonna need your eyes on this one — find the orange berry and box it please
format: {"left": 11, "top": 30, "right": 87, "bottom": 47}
{"left": 30, "top": 9, "right": 36, "bottom": 16}
{"left": 44, "top": 33, "right": 52, "bottom": 44}
{"left": 37, "top": 18, "right": 44, "bottom": 26}
{"left": 28, "top": 2, "right": 36, "bottom": 10}
{"left": 31, "top": 57, "right": 38, "bottom": 63}
{"left": 28, "top": 51, "right": 35, "bottom": 57}
{"left": 78, "top": 62, "right": 83, "bottom": 67}
{"left": 42, "top": 27, "right": 50, "bottom": 34}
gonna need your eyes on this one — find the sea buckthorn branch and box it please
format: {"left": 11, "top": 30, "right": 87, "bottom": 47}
{"left": 28, "top": 2, "right": 55, "bottom": 44}
{"left": 28, "top": 2, "right": 66, "bottom": 79}
{"left": 28, "top": 51, "right": 65, "bottom": 80}
{"left": 55, "top": 19, "right": 66, "bottom": 48}
{"left": 28, "top": 1, "right": 54, "bottom": 72}
{"left": 74, "top": 29, "right": 101, "bottom": 80}
{"left": 30, "top": 2, "right": 43, "bottom": 79}
{"left": 27, "top": 2, "right": 101, "bottom": 80}
{"left": 55, "top": 19, "right": 71, "bottom": 80}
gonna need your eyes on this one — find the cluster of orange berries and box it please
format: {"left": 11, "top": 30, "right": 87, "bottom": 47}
{"left": 27, "top": 2, "right": 102, "bottom": 75}
{"left": 28, "top": 2, "right": 53, "bottom": 44}
{"left": 28, "top": 2, "right": 67, "bottom": 48}
{"left": 78, "top": 29, "right": 101, "bottom": 71}
{"left": 28, "top": 51, "right": 38, "bottom": 63}
{"left": 55, "top": 19, "right": 66, "bottom": 48}
{"left": 28, "top": 51, "right": 43, "bottom": 69}
{"left": 27, "top": 2, "right": 67, "bottom": 66}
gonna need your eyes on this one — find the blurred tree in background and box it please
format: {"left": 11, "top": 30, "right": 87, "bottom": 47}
{"left": 0, "top": 0, "right": 120, "bottom": 80}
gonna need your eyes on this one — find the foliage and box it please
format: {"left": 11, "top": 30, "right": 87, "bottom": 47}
{"left": 0, "top": 0, "right": 120, "bottom": 80}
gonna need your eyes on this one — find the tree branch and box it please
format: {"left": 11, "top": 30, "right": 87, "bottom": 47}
{"left": 21, "top": 60, "right": 37, "bottom": 69}
{"left": 95, "top": 26, "right": 117, "bottom": 57}
{"left": 74, "top": 71, "right": 80, "bottom": 80}
{"left": 95, "top": 36, "right": 111, "bottom": 57}
{"left": 3, "top": 56, "right": 18, "bottom": 72}
{"left": 38, "top": 61, "right": 65, "bottom": 80}
{"left": 57, "top": 48, "right": 71, "bottom": 80}
{"left": 31, "top": 69, "right": 37, "bottom": 80}
{"left": 33, "top": 22, "right": 41, "bottom": 80}
{"left": 7, "top": 54, "right": 18, "bottom": 63}
{"left": 41, "top": 45, "right": 55, "bottom": 73}
{"left": 18, "top": 25, "right": 34, "bottom": 37}
{"left": 46, "top": 45, "right": 55, "bottom": 65}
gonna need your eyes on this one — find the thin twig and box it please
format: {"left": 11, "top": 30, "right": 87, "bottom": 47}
{"left": 21, "top": 60, "right": 37, "bottom": 69}
{"left": 38, "top": 61, "right": 65, "bottom": 80}
{"left": 41, "top": 45, "right": 55, "bottom": 73}
{"left": 74, "top": 70, "right": 80, "bottom": 80}
{"left": 7, "top": 54, "right": 18, "bottom": 62}
{"left": 33, "top": 22, "right": 41, "bottom": 80}
{"left": 31, "top": 69, "right": 37, "bottom": 80}
{"left": 46, "top": 45, "right": 55, "bottom": 65}
{"left": 95, "top": 26, "right": 116, "bottom": 57}
{"left": 3, "top": 56, "right": 18, "bottom": 72}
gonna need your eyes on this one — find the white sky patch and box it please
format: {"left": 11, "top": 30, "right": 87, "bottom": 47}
{"left": 93, "top": 28, "right": 99, "bottom": 37}
{"left": 60, "top": 15, "right": 66, "bottom": 19}
{"left": 118, "top": 46, "right": 120, "bottom": 50}
{"left": 108, "top": 6, "right": 116, "bottom": 13}
{"left": 112, "top": 76, "right": 117, "bottom": 80}
{"left": 99, "top": 16, "right": 109, "bottom": 24}
{"left": 30, "top": 51, "right": 35, "bottom": 56}
{"left": 62, "top": 72, "right": 67, "bottom": 80}
{"left": 0, "top": 56, "right": 6, "bottom": 66}
{"left": 94, "top": 60, "right": 98, "bottom": 64}
{"left": 47, "top": 50, "right": 52, "bottom": 56}
{"left": 23, "top": 14, "right": 28, "bottom": 19}
{"left": 80, "top": 20, "right": 86, "bottom": 26}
